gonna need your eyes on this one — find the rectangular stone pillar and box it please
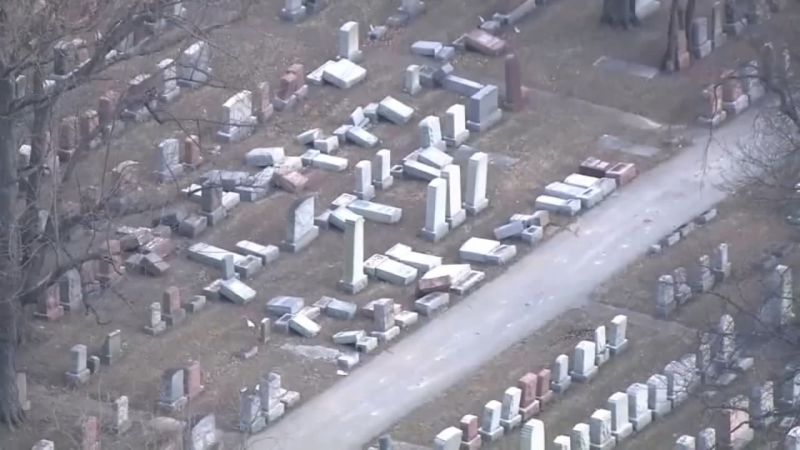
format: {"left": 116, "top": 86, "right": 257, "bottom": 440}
{"left": 420, "top": 178, "right": 449, "bottom": 242}
{"left": 464, "top": 152, "right": 489, "bottom": 215}
{"left": 338, "top": 21, "right": 362, "bottom": 62}
{"left": 339, "top": 215, "right": 368, "bottom": 293}
{"left": 354, "top": 160, "right": 375, "bottom": 200}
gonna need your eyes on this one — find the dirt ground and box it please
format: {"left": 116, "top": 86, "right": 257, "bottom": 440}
{"left": 4, "top": 0, "right": 800, "bottom": 448}
{"left": 383, "top": 197, "right": 800, "bottom": 449}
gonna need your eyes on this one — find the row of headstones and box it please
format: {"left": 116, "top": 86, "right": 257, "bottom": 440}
{"left": 656, "top": 242, "right": 731, "bottom": 317}
{"left": 36, "top": 239, "right": 127, "bottom": 321}
{"left": 428, "top": 315, "right": 629, "bottom": 449}
{"left": 144, "top": 286, "right": 208, "bottom": 336}
{"left": 650, "top": 207, "right": 717, "bottom": 254}
{"left": 238, "top": 372, "right": 301, "bottom": 433}
{"left": 534, "top": 157, "right": 637, "bottom": 218}
{"left": 665, "top": 0, "right": 781, "bottom": 74}
{"left": 64, "top": 330, "right": 123, "bottom": 386}
{"left": 157, "top": 361, "right": 206, "bottom": 414}
{"left": 700, "top": 41, "right": 791, "bottom": 126}
{"left": 677, "top": 426, "right": 800, "bottom": 450}
{"left": 54, "top": 39, "right": 210, "bottom": 166}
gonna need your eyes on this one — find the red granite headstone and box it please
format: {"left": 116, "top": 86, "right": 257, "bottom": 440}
{"left": 182, "top": 135, "right": 203, "bottom": 167}
{"left": 184, "top": 360, "right": 204, "bottom": 399}
{"left": 162, "top": 286, "right": 181, "bottom": 315}
{"left": 536, "top": 368, "right": 554, "bottom": 405}
{"left": 517, "top": 372, "right": 541, "bottom": 419}
{"left": 34, "top": 284, "right": 64, "bottom": 321}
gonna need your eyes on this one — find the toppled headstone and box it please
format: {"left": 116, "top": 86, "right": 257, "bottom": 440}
{"left": 386, "top": 243, "right": 442, "bottom": 272}
{"left": 364, "top": 254, "right": 418, "bottom": 285}
{"left": 414, "top": 292, "right": 450, "bottom": 316}
{"left": 377, "top": 96, "right": 414, "bottom": 124}
{"left": 220, "top": 278, "right": 256, "bottom": 304}
{"left": 459, "top": 237, "right": 516, "bottom": 265}
{"left": 245, "top": 147, "right": 285, "bottom": 167}
{"left": 323, "top": 58, "right": 367, "bottom": 89}
{"left": 266, "top": 296, "right": 305, "bottom": 317}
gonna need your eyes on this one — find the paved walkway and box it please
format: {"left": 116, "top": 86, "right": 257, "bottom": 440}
{"left": 248, "top": 110, "right": 756, "bottom": 450}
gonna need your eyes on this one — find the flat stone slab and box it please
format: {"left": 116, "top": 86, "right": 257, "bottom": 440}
{"left": 266, "top": 296, "right": 305, "bottom": 317}
{"left": 347, "top": 200, "right": 402, "bottom": 224}
{"left": 310, "top": 153, "right": 349, "bottom": 172}
{"left": 245, "top": 147, "right": 285, "bottom": 167}
{"left": 364, "top": 254, "right": 418, "bottom": 285}
{"left": 593, "top": 56, "right": 659, "bottom": 80}
{"left": 377, "top": 96, "right": 414, "bottom": 124}
{"left": 187, "top": 242, "right": 261, "bottom": 278}
{"left": 418, "top": 263, "right": 472, "bottom": 293}
{"left": 459, "top": 237, "right": 517, "bottom": 265}
{"left": 322, "top": 59, "right": 367, "bottom": 89}
{"left": 534, "top": 195, "right": 581, "bottom": 217}
{"left": 402, "top": 159, "right": 441, "bottom": 181}
{"left": 324, "top": 297, "right": 358, "bottom": 320}
{"left": 417, "top": 147, "right": 453, "bottom": 169}
{"left": 346, "top": 126, "right": 379, "bottom": 148}
{"left": 289, "top": 315, "right": 321, "bottom": 338}
{"left": 414, "top": 292, "right": 450, "bottom": 316}
{"left": 333, "top": 330, "right": 365, "bottom": 345}
{"left": 235, "top": 240, "right": 279, "bottom": 266}
{"left": 219, "top": 278, "right": 256, "bottom": 304}
{"left": 385, "top": 243, "right": 442, "bottom": 272}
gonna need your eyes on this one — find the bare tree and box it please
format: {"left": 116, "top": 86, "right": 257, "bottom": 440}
{"left": 0, "top": 0, "right": 252, "bottom": 425}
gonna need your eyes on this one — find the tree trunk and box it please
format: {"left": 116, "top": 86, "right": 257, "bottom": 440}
{"left": 0, "top": 76, "right": 24, "bottom": 425}
{"left": 661, "top": 0, "right": 680, "bottom": 71}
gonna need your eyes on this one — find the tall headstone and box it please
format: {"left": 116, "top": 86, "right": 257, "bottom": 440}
{"left": 443, "top": 104, "right": 469, "bottom": 148}
{"left": 690, "top": 17, "right": 712, "bottom": 59}
{"left": 657, "top": 274, "right": 676, "bottom": 317}
{"left": 156, "top": 138, "right": 183, "bottom": 182}
{"left": 145, "top": 301, "right": 167, "bottom": 335}
{"left": 749, "top": 381, "right": 774, "bottom": 429}
{"left": 239, "top": 387, "right": 266, "bottom": 432}
{"left": 101, "top": 329, "right": 122, "bottom": 365}
{"left": 464, "top": 152, "right": 489, "bottom": 215}
{"left": 710, "top": 1, "right": 726, "bottom": 48}
{"left": 338, "top": 21, "right": 363, "bottom": 62}
{"left": 16, "top": 372, "right": 30, "bottom": 411}
{"left": 594, "top": 325, "right": 609, "bottom": 366}
{"left": 404, "top": 64, "right": 421, "bottom": 95}
{"left": 711, "top": 242, "right": 731, "bottom": 281}
{"left": 627, "top": 382, "right": 652, "bottom": 431}
{"left": 354, "top": 160, "right": 375, "bottom": 200}
{"left": 159, "top": 368, "right": 187, "bottom": 412}
{"left": 184, "top": 360, "right": 204, "bottom": 400}
{"left": 608, "top": 392, "right": 633, "bottom": 441}
{"left": 608, "top": 314, "right": 628, "bottom": 355}
{"left": 156, "top": 58, "right": 180, "bottom": 102}
{"left": 420, "top": 178, "right": 449, "bottom": 242}
{"left": 504, "top": 53, "right": 526, "bottom": 111}
{"left": 373, "top": 149, "right": 394, "bottom": 189}
{"left": 499, "top": 387, "right": 523, "bottom": 431}
{"left": 80, "top": 415, "right": 101, "bottom": 450}
{"left": 714, "top": 314, "right": 735, "bottom": 366}
{"left": 551, "top": 354, "right": 571, "bottom": 392}
{"left": 339, "top": 215, "right": 368, "bottom": 294}
{"left": 112, "top": 395, "right": 131, "bottom": 434}
{"left": 441, "top": 165, "right": 466, "bottom": 229}
{"left": 280, "top": 194, "right": 320, "bottom": 253}
{"left": 59, "top": 268, "right": 83, "bottom": 312}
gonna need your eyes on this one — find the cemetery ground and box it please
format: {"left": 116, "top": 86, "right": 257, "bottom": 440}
{"left": 385, "top": 196, "right": 798, "bottom": 449}
{"left": 4, "top": 0, "right": 800, "bottom": 448}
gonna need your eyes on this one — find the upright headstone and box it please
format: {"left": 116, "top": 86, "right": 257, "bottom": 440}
{"left": 35, "top": 284, "right": 63, "bottom": 321}
{"left": 159, "top": 368, "right": 187, "bottom": 412}
{"left": 459, "top": 414, "right": 481, "bottom": 448}
{"left": 589, "top": 409, "right": 613, "bottom": 449}
{"left": 504, "top": 53, "right": 526, "bottom": 111}
{"left": 420, "top": 178, "right": 449, "bottom": 242}
{"left": 59, "top": 268, "right": 83, "bottom": 312}
{"left": 280, "top": 194, "right": 320, "bottom": 253}
{"left": 80, "top": 415, "right": 100, "bottom": 450}
{"left": 571, "top": 423, "right": 590, "bottom": 450}
{"left": 239, "top": 387, "right": 266, "bottom": 432}
{"left": 608, "top": 392, "right": 633, "bottom": 441}
{"left": 338, "top": 21, "right": 363, "bottom": 62}
{"left": 551, "top": 354, "right": 571, "bottom": 392}
{"left": 101, "top": 329, "right": 122, "bottom": 365}
{"left": 419, "top": 115, "right": 445, "bottom": 150}
{"left": 65, "top": 344, "right": 90, "bottom": 385}
{"left": 714, "top": 314, "right": 735, "bottom": 367}
{"left": 627, "top": 382, "right": 652, "bottom": 431}
{"left": 749, "top": 381, "right": 774, "bottom": 429}
{"left": 157, "top": 58, "right": 180, "bottom": 102}
{"left": 520, "top": 419, "right": 545, "bottom": 450}
{"left": 690, "top": 17, "right": 712, "bottom": 59}
{"left": 608, "top": 314, "right": 628, "bottom": 355}
{"left": 339, "top": 215, "right": 368, "bottom": 294}
{"left": 434, "top": 427, "right": 462, "bottom": 450}
{"left": 464, "top": 152, "right": 489, "bottom": 215}
{"left": 145, "top": 301, "right": 167, "bottom": 335}
{"left": 479, "top": 400, "right": 504, "bottom": 441}
{"left": 217, "top": 90, "right": 256, "bottom": 143}
{"left": 162, "top": 286, "right": 186, "bottom": 327}
{"left": 711, "top": 1, "right": 726, "bottom": 48}
{"left": 404, "top": 64, "right": 421, "bottom": 95}
{"left": 657, "top": 274, "right": 676, "bottom": 317}
{"left": 156, "top": 138, "right": 183, "bottom": 182}
{"left": 178, "top": 41, "right": 212, "bottom": 88}
{"left": 373, "top": 149, "right": 394, "bottom": 189}
{"left": 517, "top": 373, "right": 541, "bottom": 419}
{"left": 697, "top": 428, "right": 716, "bottom": 450}
{"left": 594, "top": 325, "right": 609, "bottom": 366}
{"left": 712, "top": 395, "right": 754, "bottom": 448}
{"left": 466, "top": 85, "right": 503, "bottom": 132}
{"left": 112, "top": 395, "right": 131, "bottom": 434}
{"left": 711, "top": 242, "right": 731, "bottom": 281}
{"left": 443, "top": 104, "right": 469, "bottom": 148}
{"left": 280, "top": 0, "right": 307, "bottom": 22}
{"left": 499, "top": 387, "right": 523, "bottom": 431}
{"left": 16, "top": 372, "right": 30, "bottom": 411}
{"left": 184, "top": 360, "right": 204, "bottom": 400}
{"left": 647, "top": 374, "right": 670, "bottom": 418}
{"left": 571, "top": 340, "right": 598, "bottom": 382}
{"left": 441, "top": 165, "right": 466, "bottom": 229}
{"left": 354, "top": 160, "right": 375, "bottom": 200}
